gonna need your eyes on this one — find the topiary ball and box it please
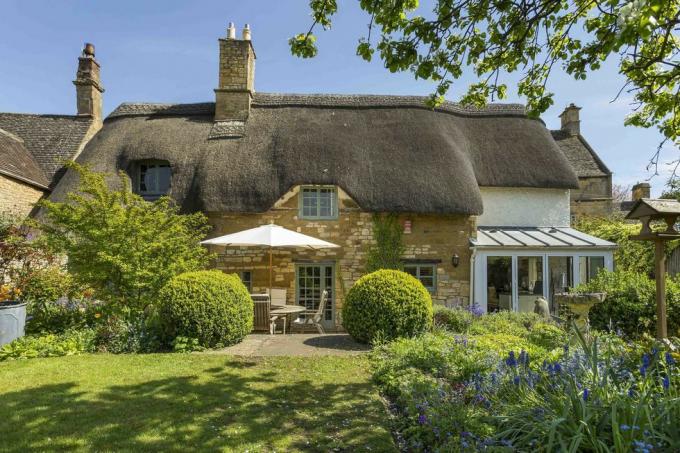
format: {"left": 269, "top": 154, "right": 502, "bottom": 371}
{"left": 158, "top": 270, "right": 253, "bottom": 348}
{"left": 342, "top": 269, "right": 433, "bottom": 343}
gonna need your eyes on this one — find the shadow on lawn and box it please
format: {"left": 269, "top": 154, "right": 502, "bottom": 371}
{"left": 0, "top": 358, "right": 394, "bottom": 452}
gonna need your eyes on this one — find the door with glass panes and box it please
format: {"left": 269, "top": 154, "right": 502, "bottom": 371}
{"left": 296, "top": 264, "right": 334, "bottom": 328}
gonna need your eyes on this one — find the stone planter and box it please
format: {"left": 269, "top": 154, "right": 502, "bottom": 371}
{"left": 0, "top": 300, "right": 27, "bottom": 346}
{"left": 554, "top": 293, "right": 606, "bottom": 330}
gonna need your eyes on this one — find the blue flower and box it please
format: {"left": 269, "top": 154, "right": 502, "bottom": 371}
{"left": 633, "top": 440, "right": 653, "bottom": 453}
{"left": 663, "top": 376, "right": 670, "bottom": 390}
{"left": 506, "top": 351, "right": 517, "bottom": 367}
{"left": 642, "top": 353, "right": 651, "bottom": 368}
{"left": 554, "top": 363, "right": 562, "bottom": 373}
{"left": 582, "top": 388, "right": 590, "bottom": 401}
{"left": 666, "top": 352, "right": 675, "bottom": 366}
{"left": 620, "top": 424, "right": 631, "bottom": 431}
{"left": 417, "top": 414, "right": 428, "bottom": 425}
{"left": 513, "top": 376, "right": 521, "bottom": 385}
{"left": 628, "top": 387, "right": 636, "bottom": 397}
{"left": 639, "top": 365, "right": 647, "bottom": 377}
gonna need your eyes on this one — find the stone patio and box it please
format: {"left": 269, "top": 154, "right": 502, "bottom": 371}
{"left": 209, "top": 333, "right": 370, "bottom": 357}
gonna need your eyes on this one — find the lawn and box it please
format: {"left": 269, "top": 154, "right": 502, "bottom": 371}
{"left": 0, "top": 354, "right": 396, "bottom": 452}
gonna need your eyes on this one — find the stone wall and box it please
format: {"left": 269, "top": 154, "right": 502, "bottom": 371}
{"left": 0, "top": 175, "right": 44, "bottom": 217}
{"left": 206, "top": 186, "right": 475, "bottom": 329}
{"left": 214, "top": 38, "right": 254, "bottom": 121}
{"left": 570, "top": 175, "right": 613, "bottom": 220}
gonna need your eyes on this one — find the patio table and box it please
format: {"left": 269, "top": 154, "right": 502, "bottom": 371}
{"left": 270, "top": 305, "right": 306, "bottom": 334}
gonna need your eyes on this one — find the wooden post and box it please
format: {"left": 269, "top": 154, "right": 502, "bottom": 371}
{"left": 655, "top": 239, "right": 668, "bottom": 339}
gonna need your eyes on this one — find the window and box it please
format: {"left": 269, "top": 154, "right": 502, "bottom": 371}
{"left": 299, "top": 186, "right": 338, "bottom": 219}
{"left": 517, "top": 256, "right": 543, "bottom": 313}
{"left": 404, "top": 264, "right": 437, "bottom": 293}
{"left": 579, "top": 256, "right": 605, "bottom": 283}
{"left": 486, "top": 256, "right": 512, "bottom": 312}
{"left": 239, "top": 271, "right": 252, "bottom": 292}
{"left": 132, "top": 160, "right": 171, "bottom": 200}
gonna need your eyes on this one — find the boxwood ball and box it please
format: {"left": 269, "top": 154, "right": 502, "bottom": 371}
{"left": 342, "top": 269, "right": 433, "bottom": 343}
{"left": 158, "top": 270, "right": 253, "bottom": 347}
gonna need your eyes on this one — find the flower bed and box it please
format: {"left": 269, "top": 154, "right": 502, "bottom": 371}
{"left": 371, "top": 308, "right": 680, "bottom": 451}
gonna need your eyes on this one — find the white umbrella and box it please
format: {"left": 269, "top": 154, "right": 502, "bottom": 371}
{"left": 201, "top": 223, "right": 340, "bottom": 291}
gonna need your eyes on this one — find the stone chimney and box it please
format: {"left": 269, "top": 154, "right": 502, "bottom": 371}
{"left": 214, "top": 23, "right": 256, "bottom": 122}
{"left": 73, "top": 43, "right": 104, "bottom": 124}
{"left": 559, "top": 103, "right": 581, "bottom": 136}
{"left": 632, "top": 182, "right": 651, "bottom": 201}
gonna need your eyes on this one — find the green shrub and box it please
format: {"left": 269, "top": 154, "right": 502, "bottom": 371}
{"left": 343, "top": 269, "right": 433, "bottom": 343}
{"left": 94, "top": 315, "right": 162, "bottom": 353}
{"left": 0, "top": 329, "right": 96, "bottom": 361}
{"left": 433, "top": 305, "right": 473, "bottom": 332}
{"left": 467, "top": 311, "right": 544, "bottom": 337}
{"left": 158, "top": 270, "right": 253, "bottom": 348}
{"left": 580, "top": 270, "right": 680, "bottom": 337}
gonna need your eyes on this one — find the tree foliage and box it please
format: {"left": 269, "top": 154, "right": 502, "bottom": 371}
{"left": 37, "top": 163, "right": 212, "bottom": 313}
{"left": 292, "top": 0, "right": 680, "bottom": 150}
{"left": 573, "top": 215, "right": 677, "bottom": 275}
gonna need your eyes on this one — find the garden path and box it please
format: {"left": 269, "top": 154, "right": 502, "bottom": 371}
{"left": 209, "top": 333, "right": 370, "bottom": 357}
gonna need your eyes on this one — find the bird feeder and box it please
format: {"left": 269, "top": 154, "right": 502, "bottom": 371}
{"left": 626, "top": 198, "right": 680, "bottom": 338}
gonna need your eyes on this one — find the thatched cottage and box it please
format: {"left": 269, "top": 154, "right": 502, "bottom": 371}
{"left": 49, "top": 25, "right": 615, "bottom": 329}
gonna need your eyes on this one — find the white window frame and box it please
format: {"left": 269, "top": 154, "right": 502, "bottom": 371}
{"left": 473, "top": 249, "right": 614, "bottom": 313}
{"left": 298, "top": 186, "right": 338, "bottom": 220}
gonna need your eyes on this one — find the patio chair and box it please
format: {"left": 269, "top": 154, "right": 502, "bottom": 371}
{"left": 266, "top": 288, "right": 288, "bottom": 307}
{"left": 252, "top": 294, "right": 284, "bottom": 335}
{"left": 291, "top": 290, "right": 328, "bottom": 334}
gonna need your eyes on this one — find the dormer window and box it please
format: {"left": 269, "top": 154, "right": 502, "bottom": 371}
{"left": 299, "top": 186, "right": 338, "bottom": 220}
{"left": 132, "top": 160, "right": 171, "bottom": 200}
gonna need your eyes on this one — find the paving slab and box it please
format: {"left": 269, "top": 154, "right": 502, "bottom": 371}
{"left": 209, "top": 333, "right": 370, "bottom": 357}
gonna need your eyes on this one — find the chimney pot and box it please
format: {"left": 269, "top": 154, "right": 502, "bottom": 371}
{"left": 559, "top": 103, "right": 581, "bottom": 136}
{"left": 83, "top": 43, "right": 95, "bottom": 58}
{"left": 227, "top": 22, "right": 236, "bottom": 39}
{"left": 242, "top": 24, "right": 251, "bottom": 40}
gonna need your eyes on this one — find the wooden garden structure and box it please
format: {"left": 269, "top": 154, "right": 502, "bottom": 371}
{"left": 626, "top": 198, "right": 680, "bottom": 339}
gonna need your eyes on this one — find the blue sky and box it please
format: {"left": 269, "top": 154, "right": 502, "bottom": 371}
{"left": 0, "top": 1, "right": 672, "bottom": 195}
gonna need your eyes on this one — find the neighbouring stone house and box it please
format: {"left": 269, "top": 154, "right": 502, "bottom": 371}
{"left": 0, "top": 44, "right": 104, "bottom": 217}
{"left": 551, "top": 104, "right": 614, "bottom": 221}
{"left": 49, "top": 25, "right": 616, "bottom": 329}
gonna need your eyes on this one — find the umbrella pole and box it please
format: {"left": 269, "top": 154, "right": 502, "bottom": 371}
{"left": 269, "top": 247, "right": 273, "bottom": 294}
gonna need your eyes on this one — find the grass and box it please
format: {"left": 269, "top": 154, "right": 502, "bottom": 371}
{"left": 0, "top": 353, "right": 396, "bottom": 452}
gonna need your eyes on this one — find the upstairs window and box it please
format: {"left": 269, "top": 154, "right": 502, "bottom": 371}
{"left": 299, "top": 186, "right": 338, "bottom": 220}
{"left": 132, "top": 160, "right": 171, "bottom": 200}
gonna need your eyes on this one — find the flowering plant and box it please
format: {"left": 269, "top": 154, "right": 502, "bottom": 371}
{"left": 0, "top": 283, "right": 21, "bottom": 304}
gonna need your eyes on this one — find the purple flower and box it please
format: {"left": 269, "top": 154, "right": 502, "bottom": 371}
{"left": 467, "top": 303, "right": 485, "bottom": 317}
{"left": 663, "top": 376, "right": 670, "bottom": 390}
{"left": 513, "top": 376, "right": 521, "bottom": 385}
{"left": 620, "top": 424, "right": 631, "bottom": 431}
{"left": 506, "top": 351, "right": 517, "bottom": 367}
{"left": 639, "top": 365, "right": 647, "bottom": 377}
{"left": 554, "top": 363, "right": 562, "bottom": 373}
{"left": 582, "top": 388, "right": 590, "bottom": 401}
{"left": 417, "top": 414, "right": 428, "bottom": 425}
{"left": 628, "top": 388, "right": 636, "bottom": 397}
{"left": 642, "top": 353, "right": 651, "bottom": 368}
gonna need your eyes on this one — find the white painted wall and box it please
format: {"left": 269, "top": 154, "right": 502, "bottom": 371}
{"left": 478, "top": 187, "right": 571, "bottom": 227}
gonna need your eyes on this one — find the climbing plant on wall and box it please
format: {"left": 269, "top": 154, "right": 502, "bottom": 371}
{"left": 365, "top": 213, "right": 405, "bottom": 273}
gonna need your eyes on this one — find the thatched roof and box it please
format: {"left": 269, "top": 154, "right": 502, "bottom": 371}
{"left": 0, "top": 112, "right": 94, "bottom": 187}
{"left": 551, "top": 130, "right": 611, "bottom": 178}
{"left": 0, "top": 128, "right": 49, "bottom": 190}
{"left": 50, "top": 93, "right": 579, "bottom": 215}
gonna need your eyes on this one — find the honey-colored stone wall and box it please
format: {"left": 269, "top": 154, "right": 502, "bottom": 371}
{"left": 0, "top": 175, "right": 44, "bottom": 217}
{"left": 206, "top": 186, "right": 475, "bottom": 329}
